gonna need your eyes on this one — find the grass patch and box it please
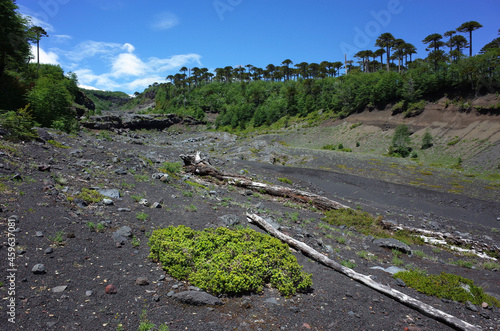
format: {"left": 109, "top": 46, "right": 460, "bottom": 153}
{"left": 278, "top": 177, "right": 293, "bottom": 185}
{"left": 159, "top": 161, "right": 183, "bottom": 177}
{"left": 148, "top": 225, "right": 312, "bottom": 296}
{"left": 323, "top": 209, "right": 423, "bottom": 245}
{"left": 394, "top": 269, "right": 500, "bottom": 307}
{"left": 136, "top": 212, "right": 149, "bottom": 221}
{"left": 47, "top": 140, "right": 70, "bottom": 149}
{"left": 447, "top": 137, "right": 461, "bottom": 146}
{"left": 70, "top": 188, "right": 104, "bottom": 204}
{"left": 48, "top": 231, "right": 65, "bottom": 244}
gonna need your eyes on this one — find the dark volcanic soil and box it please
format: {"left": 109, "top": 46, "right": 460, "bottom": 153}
{"left": 1, "top": 127, "right": 499, "bottom": 331}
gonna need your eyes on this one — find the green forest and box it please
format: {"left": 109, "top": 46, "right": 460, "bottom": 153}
{"left": 129, "top": 26, "right": 500, "bottom": 131}
{"left": 1, "top": 0, "right": 499, "bottom": 140}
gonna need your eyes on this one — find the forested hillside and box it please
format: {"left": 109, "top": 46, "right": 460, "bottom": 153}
{"left": 0, "top": 0, "right": 93, "bottom": 139}
{"left": 132, "top": 49, "right": 500, "bottom": 131}
{"left": 128, "top": 26, "right": 500, "bottom": 131}
{"left": 81, "top": 89, "right": 131, "bottom": 114}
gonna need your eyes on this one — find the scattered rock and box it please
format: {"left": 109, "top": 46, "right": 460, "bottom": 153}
{"left": 481, "top": 302, "right": 489, "bottom": 309}
{"left": 32, "top": 264, "right": 46, "bottom": 274}
{"left": 38, "top": 164, "right": 51, "bottom": 172}
{"left": 218, "top": 214, "right": 239, "bottom": 227}
{"left": 103, "top": 198, "right": 114, "bottom": 205}
{"left": 136, "top": 277, "right": 149, "bottom": 286}
{"left": 35, "top": 231, "right": 44, "bottom": 237}
{"left": 85, "top": 290, "right": 93, "bottom": 297}
{"left": 395, "top": 278, "right": 406, "bottom": 287}
{"left": 372, "top": 238, "right": 412, "bottom": 255}
{"left": 11, "top": 173, "right": 22, "bottom": 181}
{"left": 172, "top": 291, "right": 223, "bottom": 306}
{"left": 44, "top": 247, "right": 53, "bottom": 254}
{"left": 117, "top": 208, "right": 131, "bottom": 212}
{"left": 105, "top": 284, "right": 117, "bottom": 294}
{"left": 115, "top": 226, "right": 133, "bottom": 237}
{"left": 98, "top": 189, "right": 120, "bottom": 199}
{"left": 152, "top": 202, "right": 162, "bottom": 208}
{"left": 52, "top": 286, "right": 68, "bottom": 293}
{"left": 265, "top": 297, "right": 279, "bottom": 305}
{"left": 465, "top": 300, "right": 478, "bottom": 312}
{"left": 138, "top": 198, "right": 150, "bottom": 207}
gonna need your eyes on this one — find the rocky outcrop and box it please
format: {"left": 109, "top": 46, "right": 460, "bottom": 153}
{"left": 81, "top": 113, "right": 203, "bottom": 130}
{"left": 75, "top": 90, "right": 96, "bottom": 112}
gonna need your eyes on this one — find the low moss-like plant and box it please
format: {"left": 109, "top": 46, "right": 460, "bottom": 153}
{"left": 278, "top": 177, "right": 293, "bottom": 185}
{"left": 159, "top": 161, "right": 183, "bottom": 177}
{"left": 49, "top": 231, "right": 65, "bottom": 244}
{"left": 47, "top": 140, "right": 70, "bottom": 149}
{"left": 136, "top": 212, "right": 149, "bottom": 221}
{"left": 148, "top": 226, "right": 312, "bottom": 296}
{"left": 75, "top": 188, "right": 104, "bottom": 204}
{"left": 394, "top": 269, "right": 500, "bottom": 307}
{"left": 323, "top": 209, "right": 423, "bottom": 245}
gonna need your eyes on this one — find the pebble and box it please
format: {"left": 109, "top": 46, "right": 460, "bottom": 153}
{"left": 35, "top": 231, "right": 44, "bottom": 237}
{"left": 32, "top": 264, "right": 46, "bottom": 274}
{"left": 52, "top": 286, "right": 67, "bottom": 293}
{"left": 105, "top": 284, "right": 117, "bottom": 294}
{"left": 44, "top": 247, "right": 53, "bottom": 254}
{"left": 103, "top": 198, "right": 114, "bottom": 205}
{"left": 85, "top": 290, "right": 93, "bottom": 297}
{"left": 136, "top": 277, "right": 149, "bottom": 286}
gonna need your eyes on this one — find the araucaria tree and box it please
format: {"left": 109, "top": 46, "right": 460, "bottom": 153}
{"left": 28, "top": 25, "right": 49, "bottom": 75}
{"left": 457, "top": 21, "right": 483, "bottom": 56}
{"left": 376, "top": 33, "right": 395, "bottom": 71}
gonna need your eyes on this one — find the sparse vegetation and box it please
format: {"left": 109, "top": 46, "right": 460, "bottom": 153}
{"left": 394, "top": 269, "right": 500, "bottom": 307}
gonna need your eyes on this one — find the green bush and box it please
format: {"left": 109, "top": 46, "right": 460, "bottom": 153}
{"left": 148, "top": 226, "right": 312, "bottom": 296}
{"left": 390, "top": 124, "right": 412, "bottom": 157}
{"left": 0, "top": 106, "right": 37, "bottom": 141}
{"left": 421, "top": 130, "right": 433, "bottom": 150}
{"left": 394, "top": 269, "right": 500, "bottom": 307}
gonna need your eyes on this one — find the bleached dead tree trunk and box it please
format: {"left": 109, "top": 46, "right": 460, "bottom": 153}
{"left": 247, "top": 213, "right": 482, "bottom": 331}
{"left": 180, "top": 152, "right": 350, "bottom": 210}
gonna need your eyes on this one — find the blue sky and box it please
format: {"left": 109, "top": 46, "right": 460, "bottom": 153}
{"left": 17, "top": 0, "right": 500, "bottom": 94}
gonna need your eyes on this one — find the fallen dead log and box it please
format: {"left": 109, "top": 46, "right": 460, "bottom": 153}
{"left": 180, "top": 152, "right": 350, "bottom": 210}
{"left": 380, "top": 220, "right": 499, "bottom": 260}
{"left": 247, "top": 212, "right": 482, "bottom": 331}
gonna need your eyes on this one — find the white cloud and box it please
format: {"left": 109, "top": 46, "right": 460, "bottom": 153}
{"left": 30, "top": 45, "right": 59, "bottom": 65}
{"left": 19, "top": 6, "right": 55, "bottom": 33}
{"left": 111, "top": 53, "right": 147, "bottom": 78}
{"left": 61, "top": 41, "right": 124, "bottom": 62}
{"left": 122, "top": 43, "right": 135, "bottom": 53}
{"left": 125, "top": 77, "right": 164, "bottom": 92}
{"left": 55, "top": 40, "right": 201, "bottom": 93}
{"left": 52, "top": 35, "right": 73, "bottom": 43}
{"left": 152, "top": 12, "right": 180, "bottom": 30}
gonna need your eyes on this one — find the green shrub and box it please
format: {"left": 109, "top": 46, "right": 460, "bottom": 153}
{"left": 403, "top": 101, "right": 425, "bottom": 118}
{"left": 421, "top": 130, "right": 433, "bottom": 150}
{"left": 322, "top": 144, "right": 336, "bottom": 151}
{"left": 148, "top": 226, "right": 312, "bottom": 296}
{"left": 0, "top": 106, "right": 37, "bottom": 141}
{"left": 394, "top": 269, "right": 500, "bottom": 307}
{"left": 390, "top": 124, "right": 412, "bottom": 157}
{"left": 159, "top": 161, "right": 183, "bottom": 177}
